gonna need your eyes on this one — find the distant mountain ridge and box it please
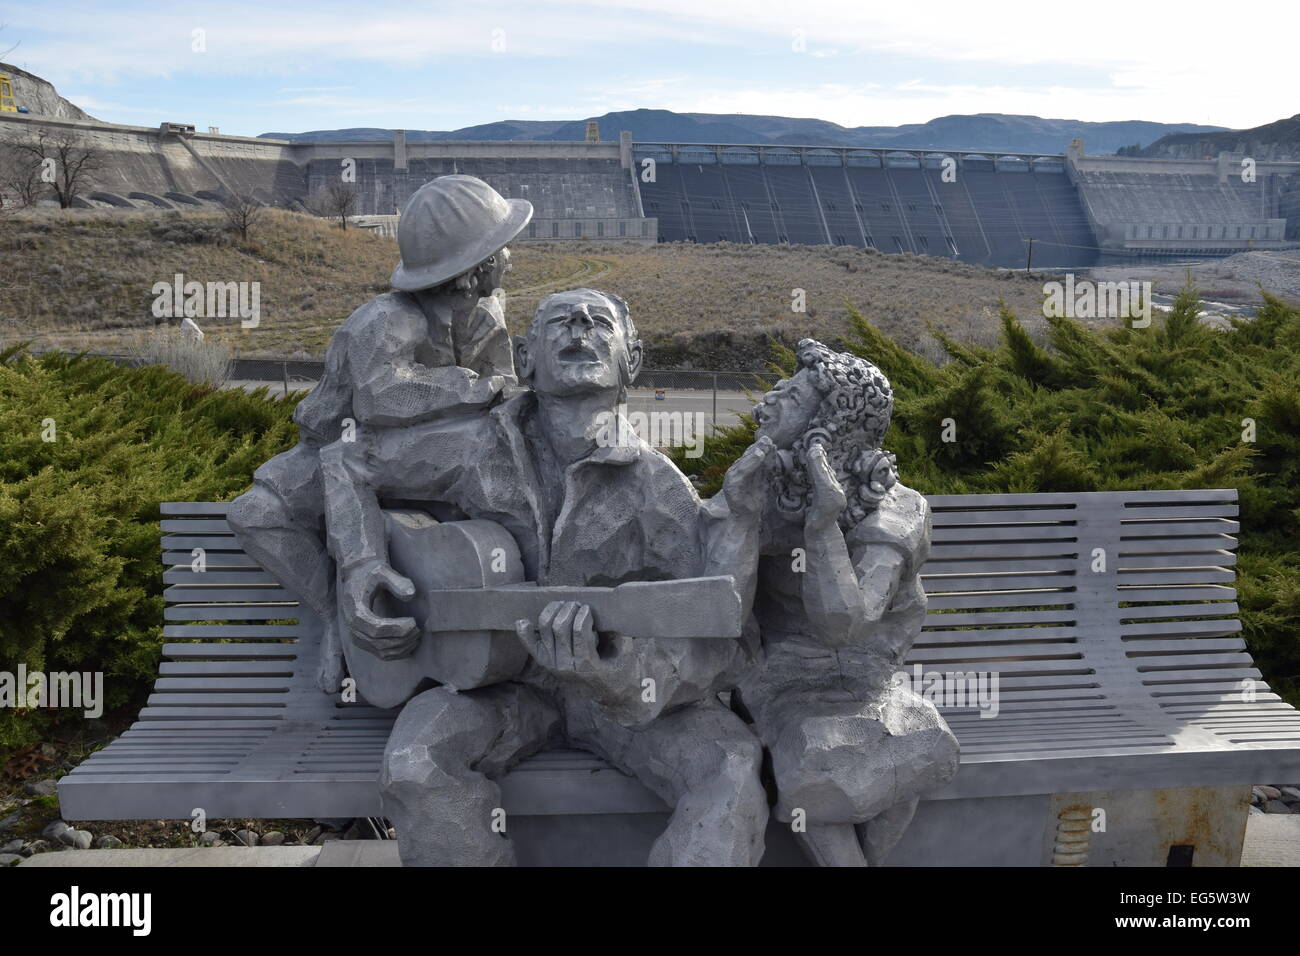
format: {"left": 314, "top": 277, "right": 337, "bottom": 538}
{"left": 260, "top": 108, "right": 1227, "bottom": 155}
{"left": 1120, "top": 114, "right": 1300, "bottom": 161}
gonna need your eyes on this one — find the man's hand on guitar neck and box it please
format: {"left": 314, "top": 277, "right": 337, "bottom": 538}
{"left": 340, "top": 557, "right": 420, "bottom": 660}
{"left": 515, "top": 600, "right": 634, "bottom": 686}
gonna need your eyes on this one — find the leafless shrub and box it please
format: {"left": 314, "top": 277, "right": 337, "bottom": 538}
{"left": 311, "top": 182, "right": 358, "bottom": 230}
{"left": 0, "top": 141, "right": 44, "bottom": 214}
{"left": 129, "top": 327, "right": 232, "bottom": 386}
{"left": 5, "top": 127, "right": 103, "bottom": 208}
{"left": 220, "top": 192, "right": 266, "bottom": 242}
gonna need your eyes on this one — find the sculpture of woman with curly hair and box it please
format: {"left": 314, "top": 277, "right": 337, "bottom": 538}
{"left": 735, "top": 338, "right": 960, "bottom": 866}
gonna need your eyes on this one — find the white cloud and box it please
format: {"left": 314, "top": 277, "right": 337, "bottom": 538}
{"left": 4, "top": 0, "right": 1296, "bottom": 129}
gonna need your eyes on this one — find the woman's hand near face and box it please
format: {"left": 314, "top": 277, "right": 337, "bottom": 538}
{"left": 806, "top": 442, "right": 847, "bottom": 530}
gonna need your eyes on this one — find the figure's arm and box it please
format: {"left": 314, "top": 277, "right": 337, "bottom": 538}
{"left": 700, "top": 436, "right": 775, "bottom": 616}
{"left": 320, "top": 414, "right": 488, "bottom": 660}
{"left": 349, "top": 303, "right": 506, "bottom": 427}
{"left": 457, "top": 296, "right": 518, "bottom": 384}
{"left": 799, "top": 444, "right": 910, "bottom": 648}
{"left": 319, "top": 439, "right": 418, "bottom": 659}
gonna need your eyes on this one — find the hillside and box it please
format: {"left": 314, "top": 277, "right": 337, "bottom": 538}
{"left": 261, "top": 108, "right": 1225, "bottom": 155}
{"left": 1120, "top": 114, "right": 1300, "bottom": 161}
{"left": 0, "top": 62, "right": 96, "bottom": 120}
{"left": 0, "top": 207, "right": 1062, "bottom": 369}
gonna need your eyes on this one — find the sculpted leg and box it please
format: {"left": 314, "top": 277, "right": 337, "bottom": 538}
{"left": 796, "top": 824, "right": 867, "bottom": 866}
{"left": 568, "top": 700, "right": 768, "bottom": 866}
{"left": 381, "top": 683, "right": 559, "bottom": 866}
{"left": 769, "top": 690, "right": 957, "bottom": 827}
{"left": 755, "top": 680, "right": 957, "bottom": 866}
{"left": 858, "top": 795, "right": 920, "bottom": 866}
{"left": 227, "top": 445, "right": 342, "bottom": 691}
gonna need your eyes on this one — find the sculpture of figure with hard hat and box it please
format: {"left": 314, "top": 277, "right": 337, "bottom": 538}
{"left": 228, "top": 175, "right": 533, "bottom": 691}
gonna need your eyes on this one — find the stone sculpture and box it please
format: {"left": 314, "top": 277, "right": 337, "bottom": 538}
{"left": 228, "top": 182, "right": 958, "bottom": 865}
{"left": 737, "top": 338, "right": 959, "bottom": 865}
{"left": 228, "top": 175, "right": 530, "bottom": 690}
{"left": 319, "top": 288, "right": 775, "bottom": 865}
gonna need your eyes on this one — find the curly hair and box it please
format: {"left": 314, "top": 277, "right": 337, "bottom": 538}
{"left": 772, "top": 338, "right": 898, "bottom": 528}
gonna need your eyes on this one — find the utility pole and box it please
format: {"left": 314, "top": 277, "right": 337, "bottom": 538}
{"left": 1025, "top": 237, "right": 1035, "bottom": 272}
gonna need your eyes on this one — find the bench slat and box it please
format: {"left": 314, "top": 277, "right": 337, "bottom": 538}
{"left": 164, "top": 626, "right": 301, "bottom": 639}
{"left": 164, "top": 586, "right": 292, "bottom": 603}
{"left": 165, "top": 606, "right": 300, "bottom": 621}
{"left": 163, "top": 570, "right": 278, "bottom": 585}
{"left": 161, "top": 535, "right": 240, "bottom": 549}
{"left": 927, "top": 542, "right": 1081, "bottom": 560}
{"left": 161, "top": 519, "right": 232, "bottom": 533}
{"left": 162, "top": 502, "right": 233, "bottom": 515}
{"left": 926, "top": 592, "right": 1077, "bottom": 610}
{"left": 163, "top": 551, "right": 260, "bottom": 567}
{"left": 1120, "top": 621, "right": 1242, "bottom": 641}
{"left": 932, "top": 525, "right": 1080, "bottom": 542}
{"left": 1118, "top": 553, "right": 1238, "bottom": 569}
{"left": 160, "top": 661, "right": 296, "bottom": 676}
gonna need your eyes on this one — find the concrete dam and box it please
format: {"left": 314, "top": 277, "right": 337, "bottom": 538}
{"left": 2, "top": 113, "right": 1297, "bottom": 269}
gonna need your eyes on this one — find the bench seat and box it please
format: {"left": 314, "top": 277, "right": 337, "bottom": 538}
{"left": 59, "top": 489, "right": 1300, "bottom": 864}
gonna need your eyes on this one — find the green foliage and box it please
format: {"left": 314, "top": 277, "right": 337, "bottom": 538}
{"left": 0, "top": 350, "right": 299, "bottom": 750}
{"left": 671, "top": 293, "right": 1300, "bottom": 706}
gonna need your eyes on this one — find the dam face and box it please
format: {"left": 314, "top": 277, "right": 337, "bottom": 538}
{"left": 2, "top": 115, "right": 1295, "bottom": 268}
{"left": 632, "top": 146, "right": 1095, "bottom": 268}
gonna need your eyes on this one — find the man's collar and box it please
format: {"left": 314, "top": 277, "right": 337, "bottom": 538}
{"left": 496, "top": 390, "right": 645, "bottom": 466}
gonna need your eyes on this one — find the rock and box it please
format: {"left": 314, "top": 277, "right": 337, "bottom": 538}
{"left": 42, "top": 820, "right": 70, "bottom": 841}
{"left": 198, "top": 831, "right": 222, "bottom": 846}
{"left": 40, "top": 743, "right": 57, "bottom": 758}
{"left": 387, "top": 827, "right": 396, "bottom": 839}
{"left": 260, "top": 831, "right": 285, "bottom": 846}
{"left": 1280, "top": 786, "right": 1300, "bottom": 801}
{"left": 1264, "top": 799, "right": 1291, "bottom": 814}
{"left": 0, "top": 853, "right": 21, "bottom": 867}
{"left": 2, "top": 839, "right": 23, "bottom": 854}
{"left": 1257, "top": 785, "right": 1281, "bottom": 800}
{"left": 0, "top": 812, "right": 20, "bottom": 831}
{"left": 94, "top": 835, "right": 125, "bottom": 849}
{"left": 23, "top": 778, "right": 57, "bottom": 797}
{"left": 22, "top": 840, "right": 49, "bottom": 856}
{"left": 232, "top": 829, "right": 259, "bottom": 847}
{"left": 1249, "top": 805, "right": 1264, "bottom": 815}
{"left": 58, "top": 828, "right": 93, "bottom": 849}
{"left": 306, "top": 826, "right": 323, "bottom": 844}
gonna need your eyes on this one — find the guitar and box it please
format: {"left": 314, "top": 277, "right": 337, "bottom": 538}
{"left": 344, "top": 510, "right": 744, "bottom": 708}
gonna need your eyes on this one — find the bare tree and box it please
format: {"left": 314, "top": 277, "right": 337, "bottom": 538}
{"left": 0, "top": 140, "right": 44, "bottom": 211}
{"left": 313, "top": 181, "right": 358, "bottom": 230}
{"left": 220, "top": 192, "right": 265, "bottom": 241}
{"left": 7, "top": 126, "right": 103, "bottom": 208}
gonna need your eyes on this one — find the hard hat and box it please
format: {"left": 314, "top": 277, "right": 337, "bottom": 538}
{"left": 391, "top": 175, "right": 533, "bottom": 291}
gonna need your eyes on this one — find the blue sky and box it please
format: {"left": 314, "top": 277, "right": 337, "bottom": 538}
{"left": 1, "top": 1, "right": 1294, "bottom": 136}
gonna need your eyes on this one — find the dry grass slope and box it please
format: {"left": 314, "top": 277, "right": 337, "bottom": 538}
{"left": 3, "top": 208, "right": 1080, "bottom": 369}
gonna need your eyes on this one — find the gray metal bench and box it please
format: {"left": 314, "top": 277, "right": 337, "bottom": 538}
{"left": 59, "top": 488, "right": 1300, "bottom": 865}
